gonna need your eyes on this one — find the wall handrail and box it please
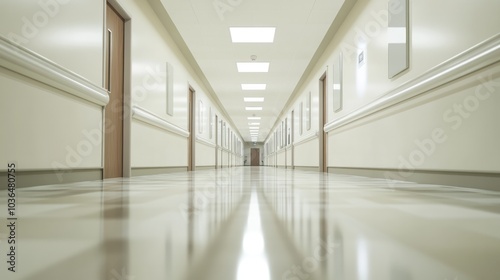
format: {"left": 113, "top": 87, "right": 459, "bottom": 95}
{"left": 324, "top": 33, "right": 500, "bottom": 133}
{"left": 293, "top": 131, "right": 319, "bottom": 147}
{"left": 196, "top": 136, "right": 216, "bottom": 148}
{"left": 0, "top": 36, "right": 109, "bottom": 106}
{"left": 132, "top": 106, "right": 189, "bottom": 138}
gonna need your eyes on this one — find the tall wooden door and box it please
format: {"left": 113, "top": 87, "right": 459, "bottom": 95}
{"left": 104, "top": 4, "right": 124, "bottom": 179}
{"left": 251, "top": 148, "right": 260, "bottom": 166}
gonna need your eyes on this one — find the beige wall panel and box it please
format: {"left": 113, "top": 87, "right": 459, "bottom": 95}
{"left": 286, "top": 149, "right": 292, "bottom": 166}
{"left": 294, "top": 138, "right": 319, "bottom": 167}
{"left": 195, "top": 142, "right": 215, "bottom": 167}
{"left": 0, "top": 0, "right": 104, "bottom": 85}
{"left": 131, "top": 121, "right": 187, "bottom": 168}
{"left": 328, "top": 63, "right": 500, "bottom": 173}
{"left": 0, "top": 69, "right": 102, "bottom": 171}
{"left": 277, "top": 150, "right": 286, "bottom": 166}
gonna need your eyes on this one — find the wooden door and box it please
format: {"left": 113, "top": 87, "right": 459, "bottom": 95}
{"left": 104, "top": 4, "right": 124, "bottom": 178}
{"left": 251, "top": 148, "right": 260, "bottom": 166}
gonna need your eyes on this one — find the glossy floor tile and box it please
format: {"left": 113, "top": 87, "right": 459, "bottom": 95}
{"left": 1, "top": 167, "right": 500, "bottom": 280}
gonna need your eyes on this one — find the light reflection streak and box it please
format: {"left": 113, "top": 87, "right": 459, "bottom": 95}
{"left": 236, "top": 192, "right": 270, "bottom": 280}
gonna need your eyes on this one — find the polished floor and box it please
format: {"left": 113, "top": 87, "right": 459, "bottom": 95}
{"left": 1, "top": 167, "right": 500, "bottom": 280}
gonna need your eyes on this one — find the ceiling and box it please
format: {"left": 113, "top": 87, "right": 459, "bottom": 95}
{"left": 156, "top": 0, "right": 345, "bottom": 142}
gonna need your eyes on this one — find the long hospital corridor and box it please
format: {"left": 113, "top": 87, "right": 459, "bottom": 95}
{"left": 1, "top": 167, "right": 500, "bottom": 280}
{"left": 1, "top": 0, "right": 500, "bottom": 279}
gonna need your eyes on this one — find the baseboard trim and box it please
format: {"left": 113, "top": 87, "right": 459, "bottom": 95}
{"left": 195, "top": 166, "right": 216, "bottom": 170}
{"left": 131, "top": 166, "right": 187, "bottom": 176}
{"left": 328, "top": 167, "right": 500, "bottom": 191}
{"left": 0, "top": 168, "right": 102, "bottom": 189}
{"left": 294, "top": 166, "right": 320, "bottom": 172}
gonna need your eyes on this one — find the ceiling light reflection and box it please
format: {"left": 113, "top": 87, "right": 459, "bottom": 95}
{"left": 236, "top": 193, "right": 270, "bottom": 280}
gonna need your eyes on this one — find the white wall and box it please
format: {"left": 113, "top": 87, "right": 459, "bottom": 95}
{"left": 0, "top": 0, "right": 104, "bottom": 180}
{"left": 0, "top": 0, "right": 104, "bottom": 85}
{"left": 265, "top": 0, "right": 500, "bottom": 174}
{"left": 99, "top": 0, "right": 243, "bottom": 171}
{"left": 0, "top": 0, "right": 243, "bottom": 181}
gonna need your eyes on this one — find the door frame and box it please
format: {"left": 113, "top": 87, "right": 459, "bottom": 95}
{"left": 291, "top": 109, "right": 295, "bottom": 169}
{"left": 319, "top": 72, "right": 327, "bottom": 172}
{"left": 215, "top": 114, "right": 219, "bottom": 169}
{"left": 188, "top": 85, "right": 196, "bottom": 171}
{"left": 104, "top": 0, "right": 132, "bottom": 178}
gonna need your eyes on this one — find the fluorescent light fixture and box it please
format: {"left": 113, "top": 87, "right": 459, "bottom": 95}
{"left": 246, "top": 107, "right": 262, "bottom": 111}
{"left": 237, "top": 62, "right": 269, "bottom": 73}
{"left": 248, "top": 117, "right": 261, "bottom": 120}
{"left": 249, "top": 127, "right": 259, "bottom": 130}
{"left": 248, "top": 122, "right": 260, "bottom": 125}
{"left": 333, "top": 83, "right": 341, "bottom": 90}
{"left": 230, "top": 27, "right": 276, "bottom": 43}
{"left": 388, "top": 27, "right": 407, "bottom": 44}
{"left": 242, "top": 84, "right": 266, "bottom": 91}
{"left": 244, "top": 97, "right": 264, "bottom": 102}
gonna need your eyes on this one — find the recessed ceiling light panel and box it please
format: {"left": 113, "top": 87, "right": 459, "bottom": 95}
{"left": 230, "top": 27, "right": 276, "bottom": 43}
{"left": 242, "top": 84, "right": 266, "bottom": 90}
{"left": 245, "top": 107, "right": 263, "bottom": 111}
{"left": 237, "top": 62, "right": 269, "bottom": 73}
{"left": 244, "top": 97, "right": 265, "bottom": 102}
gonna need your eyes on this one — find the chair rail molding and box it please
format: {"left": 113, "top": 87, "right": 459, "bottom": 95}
{"left": 132, "top": 106, "right": 189, "bottom": 138}
{"left": 293, "top": 131, "right": 319, "bottom": 147}
{"left": 324, "top": 33, "right": 500, "bottom": 132}
{"left": 0, "top": 36, "right": 109, "bottom": 106}
{"left": 196, "top": 136, "right": 216, "bottom": 148}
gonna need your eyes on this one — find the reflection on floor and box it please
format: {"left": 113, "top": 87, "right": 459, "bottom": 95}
{"left": 1, "top": 167, "right": 500, "bottom": 280}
